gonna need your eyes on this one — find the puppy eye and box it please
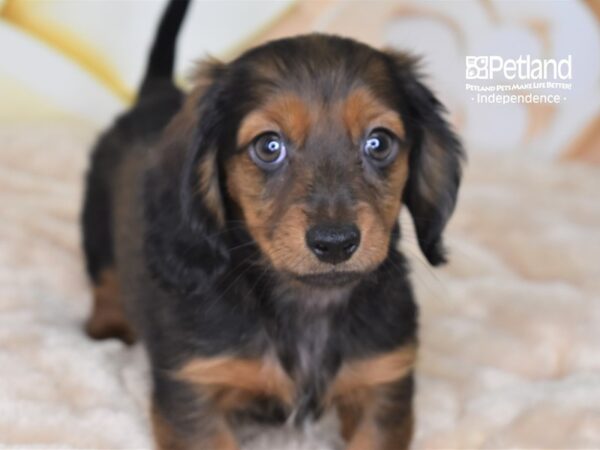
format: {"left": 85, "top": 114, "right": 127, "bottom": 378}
{"left": 363, "top": 130, "right": 397, "bottom": 166}
{"left": 250, "top": 133, "right": 287, "bottom": 169}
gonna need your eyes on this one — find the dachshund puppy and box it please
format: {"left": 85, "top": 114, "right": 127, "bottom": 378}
{"left": 82, "top": 1, "right": 463, "bottom": 448}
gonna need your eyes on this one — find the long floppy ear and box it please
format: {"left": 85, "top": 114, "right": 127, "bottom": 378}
{"left": 386, "top": 52, "right": 465, "bottom": 265}
{"left": 180, "top": 60, "right": 229, "bottom": 231}
{"left": 143, "top": 60, "right": 230, "bottom": 295}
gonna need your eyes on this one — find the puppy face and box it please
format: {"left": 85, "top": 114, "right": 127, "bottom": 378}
{"left": 226, "top": 86, "right": 409, "bottom": 284}
{"left": 181, "top": 35, "right": 463, "bottom": 288}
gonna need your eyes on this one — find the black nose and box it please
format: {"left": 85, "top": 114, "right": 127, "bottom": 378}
{"left": 306, "top": 224, "right": 361, "bottom": 264}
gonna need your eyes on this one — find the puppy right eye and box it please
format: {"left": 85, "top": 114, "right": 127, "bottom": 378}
{"left": 249, "top": 133, "right": 287, "bottom": 170}
{"left": 362, "top": 129, "right": 397, "bottom": 167}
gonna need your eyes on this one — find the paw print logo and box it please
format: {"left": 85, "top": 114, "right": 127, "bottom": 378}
{"left": 466, "top": 56, "right": 488, "bottom": 79}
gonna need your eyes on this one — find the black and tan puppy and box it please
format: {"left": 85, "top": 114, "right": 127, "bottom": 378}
{"left": 82, "top": 1, "right": 463, "bottom": 448}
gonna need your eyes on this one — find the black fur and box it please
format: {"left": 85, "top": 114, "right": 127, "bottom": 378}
{"left": 139, "top": 0, "right": 191, "bottom": 97}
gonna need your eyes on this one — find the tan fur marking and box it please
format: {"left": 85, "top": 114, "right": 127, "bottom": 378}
{"left": 152, "top": 402, "right": 239, "bottom": 450}
{"left": 337, "top": 396, "right": 368, "bottom": 442}
{"left": 346, "top": 416, "right": 381, "bottom": 450}
{"left": 197, "top": 151, "right": 225, "bottom": 225}
{"left": 343, "top": 87, "right": 405, "bottom": 142}
{"left": 379, "top": 151, "right": 410, "bottom": 230}
{"left": 227, "top": 138, "right": 317, "bottom": 273}
{"left": 237, "top": 93, "right": 312, "bottom": 147}
{"left": 152, "top": 404, "right": 185, "bottom": 450}
{"left": 352, "top": 150, "right": 409, "bottom": 271}
{"left": 210, "top": 427, "right": 239, "bottom": 450}
{"left": 268, "top": 203, "right": 311, "bottom": 272}
{"left": 345, "top": 406, "right": 413, "bottom": 450}
{"left": 334, "top": 356, "right": 415, "bottom": 450}
{"left": 353, "top": 202, "right": 392, "bottom": 271}
{"left": 225, "top": 154, "right": 276, "bottom": 256}
{"left": 85, "top": 269, "right": 136, "bottom": 345}
{"left": 176, "top": 356, "right": 295, "bottom": 410}
{"left": 331, "top": 344, "right": 416, "bottom": 398}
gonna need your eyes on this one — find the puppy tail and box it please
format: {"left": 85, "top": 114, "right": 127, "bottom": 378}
{"left": 138, "top": 0, "right": 191, "bottom": 98}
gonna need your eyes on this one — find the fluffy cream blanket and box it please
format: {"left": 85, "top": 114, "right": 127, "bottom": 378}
{"left": 1, "top": 121, "right": 599, "bottom": 449}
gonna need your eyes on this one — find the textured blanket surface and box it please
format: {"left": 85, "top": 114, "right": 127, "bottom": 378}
{"left": 1, "top": 121, "right": 599, "bottom": 449}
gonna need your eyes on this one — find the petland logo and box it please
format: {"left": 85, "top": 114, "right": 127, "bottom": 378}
{"left": 465, "top": 55, "right": 573, "bottom": 104}
{"left": 466, "top": 55, "right": 572, "bottom": 80}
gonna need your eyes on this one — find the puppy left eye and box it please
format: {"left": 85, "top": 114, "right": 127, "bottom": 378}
{"left": 363, "top": 130, "right": 397, "bottom": 165}
{"left": 249, "top": 132, "right": 287, "bottom": 170}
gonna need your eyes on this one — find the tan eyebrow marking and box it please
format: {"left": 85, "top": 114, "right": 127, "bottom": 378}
{"left": 342, "top": 87, "right": 405, "bottom": 142}
{"left": 237, "top": 93, "right": 312, "bottom": 147}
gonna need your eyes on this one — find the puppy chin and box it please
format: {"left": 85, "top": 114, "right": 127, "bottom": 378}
{"left": 292, "top": 270, "right": 364, "bottom": 288}
{"left": 269, "top": 249, "right": 385, "bottom": 289}
{"left": 282, "top": 259, "right": 382, "bottom": 288}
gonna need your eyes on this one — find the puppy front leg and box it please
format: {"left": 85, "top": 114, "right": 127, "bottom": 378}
{"left": 377, "top": 380, "right": 414, "bottom": 450}
{"left": 151, "top": 377, "right": 239, "bottom": 450}
{"left": 337, "top": 374, "right": 414, "bottom": 450}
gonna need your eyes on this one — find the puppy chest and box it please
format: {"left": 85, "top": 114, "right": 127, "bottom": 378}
{"left": 175, "top": 321, "right": 339, "bottom": 423}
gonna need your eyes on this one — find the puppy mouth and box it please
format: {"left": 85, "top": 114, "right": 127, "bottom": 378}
{"left": 291, "top": 270, "right": 364, "bottom": 287}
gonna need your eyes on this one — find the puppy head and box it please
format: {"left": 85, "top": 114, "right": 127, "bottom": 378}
{"left": 181, "top": 35, "right": 463, "bottom": 287}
